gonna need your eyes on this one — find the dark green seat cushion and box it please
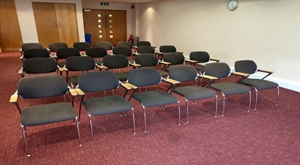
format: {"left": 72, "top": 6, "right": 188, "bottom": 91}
{"left": 173, "top": 86, "right": 216, "bottom": 100}
{"left": 241, "top": 79, "right": 278, "bottom": 90}
{"left": 133, "top": 90, "right": 178, "bottom": 107}
{"left": 210, "top": 82, "right": 250, "bottom": 95}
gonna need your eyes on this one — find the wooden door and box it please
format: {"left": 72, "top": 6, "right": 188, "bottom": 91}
{"left": 33, "top": 2, "right": 79, "bottom": 48}
{"left": 83, "top": 9, "right": 127, "bottom": 46}
{"left": 32, "top": 2, "right": 59, "bottom": 47}
{"left": 55, "top": 3, "right": 79, "bottom": 47}
{"left": 0, "top": 0, "right": 23, "bottom": 51}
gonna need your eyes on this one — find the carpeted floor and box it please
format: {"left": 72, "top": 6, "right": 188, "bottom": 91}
{"left": 0, "top": 52, "right": 299, "bottom": 165}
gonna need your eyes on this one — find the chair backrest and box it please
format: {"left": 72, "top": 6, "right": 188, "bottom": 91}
{"left": 136, "top": 41, "right": 151, "bottom": 47}
{"left": 117, "top": 41, "right": 133, "bottom": 48}
{"left": 48, "top": 42, "right": 68, "bottom": 52}
{"left": 95, "top": 41, "right": 113, "bottom": 50}
{"left": 205, "top": 62, "right": 231, "bottom": 78}
{"left": 168, "top": 65, "right": 198, "bottom": 82}
{"left": 23, "top": 48, "right": 50, "bottom": 59}
{"left": 163, "top": 52, "right": 185, "bottom": 65}
{"left": 66, "top": 56, "right": 95, "bottom": 71}
{"left": 137, "top": 46, "right": 155, "bottom": 54}
{"left": 78, "top": 71, "right": 119, "bottom": 92}
{"left": 22, "top": 58, "right": 57, "bottom": 74}
{"left": 128, "top": 67, "right": 162, "bottom": 87}
{"left": 134, "top": 54, "right": 159, "bottom": 67}
{"left": 21, "top": 43, "right": 43, "bottom": 51}
{"left": 189, "top": 51, "right": 210, "bottom": 63}
{"left": 235, "top": 60, "right": 257, "bottom": 74}
{"left": 85, "top": 47, "right": 108, "bottom": 58}
{"left": 56, "top": 48, "right": 80, "bottom": 59}
{"left": 73, "top": 42, "right": 91, "bottom": 51}
{"left": 102, "top": 55, "right": 129, "bottom": 69}
{"left": 18, "top": 75, "right": 68, "bottom": 99}
{"left": 159, "top": 45, "right": 176, "bottom": 53}
{"left": 112, "top": 46, "right": 132, "bottom": 56}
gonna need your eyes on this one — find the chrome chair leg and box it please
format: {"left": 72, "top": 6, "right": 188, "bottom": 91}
{"left": 221, "top": 93, "right": 225, "bottom": 117}
{"left": 185, "top": 99, "right": 189, "bottom": 124}
{"left": 248, "top": 90, "right": 252, "bottom": 112}
{"left": 88, "top": 114, "right": 94, "bottom": 141}
{"left": 74, "top": 116, "right": 82, "bottom": 146}
{"left": 142, "top": 106, "right": 147, "bottom": 133}
{"left": 253, "top": 88, "right": 258, "bottom": 110}
{"left": 276, "top": 86, "right": 279, "bottom": 106}
{"left": 178, "top": 101, "right": 181, "bottom": 125}
{"left": 132, "top": 108, "right": 136, "bottom": 134}
{"left": 215, "top": 95, "right": 218, "bottom": 118}
{"left": 21, "top": 124, "right": 30, "bottom": 157}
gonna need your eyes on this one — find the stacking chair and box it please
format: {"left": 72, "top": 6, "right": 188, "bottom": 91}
{"left": 160, "top": 52, "right": 185, "bottom": 71}
{"left": 100, "top": 55, "right": 130, "bottom": 81}
{"left": 185, "top": 51, "right": 220, "bottom": 74}
{"left": 76, "top": 71, "right": 136, "bottom": 141}
{"left": 19, "top": 43, "right": 43, "bottom": 55}
{"left": 117, "top": 41, "right": 133, "bottom": 49}
{"left": 112, "top": 46, "right": 134, "bottom": 63}
{"left": 55, "top": 48, "right": 81, "bottom": 67}
{"left": 59, "top": 56, "right": 96, "bottom": 88}
{"left": 135, "top": 46, "right": 155, "bottom": 54}
{"left": 234, "top": 60, "right": 279, "bottom": 110}
{"left": 21, "top": 48, "right": 51, "bottom": 61}
{"left": 136, "top": 41, "right": 151, "bottom": 47}
{"left": 85, "top": 47, "right": 108, "bottom": 65}
{"left": 95, "top": 41, "right": 113, "bottom": 54}
{"left": 48, "top": 42, "right": 68, "bottom": 54}
{"left": 202, "top": 62, "right": 251, "bottom": 116}
{"left": 18, "top": 58, "right": 58, "bottom": 77}
{"left": 156, "top": 45, "right": 180, "bottom": 60}
{"left": 127, "top": 67, "right": 180, "bottom": 133}
{"left": 73, "top": 42, "right": 92, "bottom": 53}
{"left": 168, "top": 65, "right": 218, "bottom": 121}
{"left": 10, "top": 75, "right": 82, "bottom": 157}
{"left": 130, "top": 54, "right": 168, "bottom": 77}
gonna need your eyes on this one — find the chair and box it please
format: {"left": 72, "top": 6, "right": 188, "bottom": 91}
{"left": 95, "top": 41, "right": 113, "bottom": 53}
{"left": 19, "top": 43, "right": 43, "bottom": 55}
{"left": 59, "top": 56, "right": 96, "bottom": 88}
{"left": 127, "top": 67, "right": 180, "bottom": 133}
{"left": 136, "top": 46, "right": 155, "bottom": 54}
{"left": 131, "top": 54, "right": 168, "bottom": 77}
{"left": 55, "top": 48, "right": 81, "bottom": 67}
{"left": 112, "top": 46, "right": 133, "bottom": 57}
{"left": 156, "top": 45, "right": 178, "bottom": 59}
{"left": 117, "top": 41, "right": 133, "bottom": 49}
{"left": 136, "top": 41, "right": 151, "bottom": 47}
{"left": 234, "top": 60, "right": 279, "bottom": 110}
{"left": 48, "top": 42, "right": 68, "bottom": 54}
{"left": 9, "top": 75, "right": 81, "bottom": 157}
{"left": 186, "top": 51, "right": 220, "bottom": 74}
{"left": 76, "top": 71, "right": 136, "bottom": 141}
{"left": 73, "top": 42, "right": 92, "bottom": 52}
{"left": 18, "top": 58, "right": 58, "bottom": 77}
{"left": 100, "top": 55, "right": 130, "bottom": 81}
{"left": 21, "top": 48, "right": 51, "bottom": 61}
{"left": 203, "top": 62, "right": 252, "bottom": 116}
{"left": 85, "top": 47, "right": 108, "bottom": 65}
{"left": 160, "top": 52, "right": 185, "bottom": 71}
{"left": 168, "top": 65, "right": 218, "bottom": 121}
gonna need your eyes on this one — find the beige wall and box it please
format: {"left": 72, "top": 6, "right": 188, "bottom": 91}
{"left": 136, "top": 0, "right": 300, "bottom": 92}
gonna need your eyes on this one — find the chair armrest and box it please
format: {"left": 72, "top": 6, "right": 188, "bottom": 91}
{"left": 129, "top": 63, "right": 141, "bottom": 67}
{"left": 163, "top": 78, "right": 180, "bottom": 85}
{"left": 200, "top": 75, "right": 218, "bottom": 80}
{"left": 50, "top": 54, "right": 57, "bottom": 58}
{"left": 210, "top": 58, "right": 220, "bottom": 62}
{"left": 19, "top": 56, "right": 24, "bottom": 60}
{"left": 80, "top": 54, "right": 87, "bottom": 56}
{"left": 232, "top": 72, "right": 249, "bottom": 77}
{"left": 18, "top": 68, "right": 23, "bottom": 75}
{"left": 10, "top": 94, "right": 18, "bottom": 103}
{"left": 185, "top": 59, "right": 197, "bottom": 65}
{"left": 69, "top": 89, "right": 78, "bottom": 96}
{"left": 258, "top": 69, "right": 274, "bottom": 74}
{"left": 159, "top": 61, "right": 171, "bottom": 65}
{"left": 132, "top": 52, "right": 141, "bottom": 56}
{"left": 58, "top": 67, "right": 68, "bottom": 72}
{"left": 75, "top": 88, "right": 85, "bottom": 95}
{"left": 121, "top": 83, "right": 138, "bottom": 90}
{"left": 96, "top": 64, "right": 108, "bottom": 70}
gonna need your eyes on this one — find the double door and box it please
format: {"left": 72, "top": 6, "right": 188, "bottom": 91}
{"left": 32, "top": 2, "right": 79, "bottom": 48}
{"left": 83, "top": 9, "right": 127, "bottom": 46}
